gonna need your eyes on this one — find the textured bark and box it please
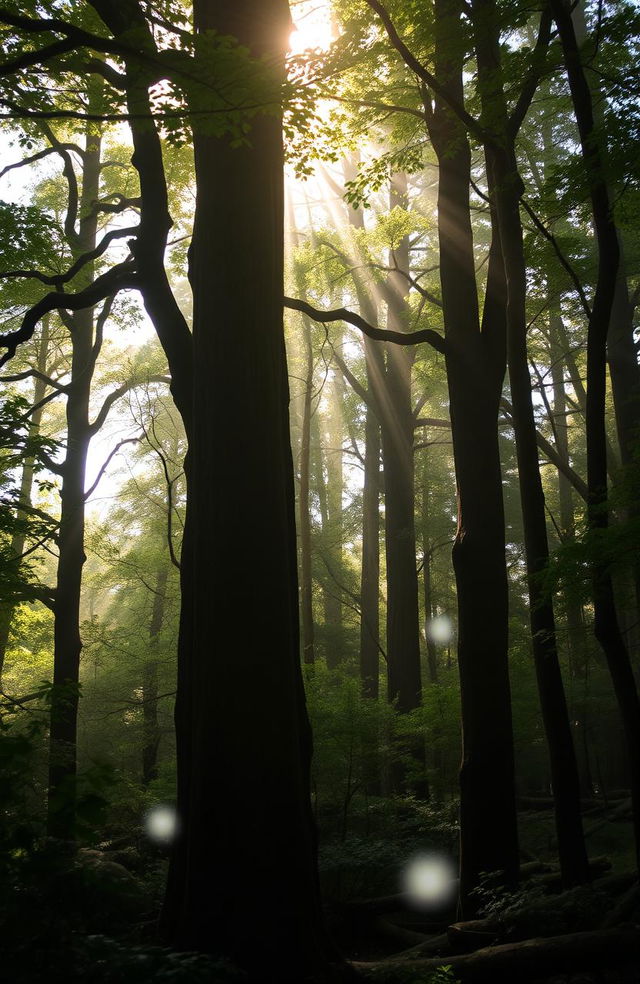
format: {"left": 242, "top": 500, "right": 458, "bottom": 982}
{"left": 428, "top": 0, "right": 519, "bottom": 906}
{"left": 159, "top": 3, "right": 334, "bottom": 978}
{"left": 472, "top": 0, "right": 589, "bottom": 889}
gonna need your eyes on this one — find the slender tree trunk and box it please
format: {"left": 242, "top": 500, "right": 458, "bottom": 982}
{"left": 142, "top": 566, "right": 169, "bottom": 785}
{"left": 343, "top": 162, "right": 382, "bottom": 698}
{"left": 47, "top": 124, "right": 101, "bottom": 840}
{"left": 472, "top": 0, "right": 590, "bottom": 888}
{"left": 299, "top": 314, "right": 315, "bottom": 666}
{"left": 324, "top": 368, "right": 344, "bottom": 666}
{"left": 381, "top": 173, "right": 422, "bottom": 715}
{"left": 552, "top": 0, "right": 640, "bottom": 875}
{"left": 421, "top": 452, "right": 438, "bottom": 685}
{"left": 427, "top": 0, "right": 519, "bottom": 906}
{"left": 0, "top": 320, "right": 50, "bottom": 682}
{"left": 377, "top": 174, "right": 427, "bottom": 796}
{"left": 161, "top": 3, "right": 334, "bottom": 976}
{"left": 360, "top": 371, "right": 381, "bottom": 698}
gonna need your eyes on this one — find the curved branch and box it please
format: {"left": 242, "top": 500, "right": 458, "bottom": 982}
{"left": 84, "top": 436, "right": 141, "bottom": 500}
{"left": 88, "top": 374, "right": 170, "bottom": 436}
{"left": 0, "top": 142, "right": 83, "bottom": 179}
{"left": 0, "top": 261, "right": 138, "bottom": 367}
{"left": 284, "top": 295, "right": 446, "bottom": 353}
{"left": 364, "top": 0, "right": 486, "bottom": 142}
{"left": 521, "top": 198, "right": 591, "bottom": 317}
{"left": 0, "top": 226, "right": 138, "bottom": 289}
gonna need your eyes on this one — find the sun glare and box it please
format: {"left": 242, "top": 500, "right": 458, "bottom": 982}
{"left": 289, "top": 2, "right": 334, "bottom": 54}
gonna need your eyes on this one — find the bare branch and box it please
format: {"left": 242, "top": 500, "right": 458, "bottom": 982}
{"left": 84, "top": 436, "right": 141, "bottom": 500}
{"left": 284, "top": 296, "right": 446, "bottom": 353}
{"left": 88, "top": 374, "right": 170, "bottom": 436}
{"left": 0, "top": 368, "right": 68, "bottom": 392}
{"left": 0, "top": 260, "right": 137, "bottom": 367}
{"left": 521, "top": 198, "right": 591, "bottom": 317}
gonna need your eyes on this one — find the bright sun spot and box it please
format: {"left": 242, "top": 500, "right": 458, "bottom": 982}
{"left": 426, "top": 614, "right": 454, "bottom": 645}
{"left": 289, "top": 3, "right": 334, "bottom": 53}
{"left": 144, "top": 804, "right": 179, "bottom": 845}
{"left": 402, "top": 854, "right": 457, "bottom": 907}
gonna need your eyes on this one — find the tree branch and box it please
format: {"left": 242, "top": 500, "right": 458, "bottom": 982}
{"left": 0, "top": 261, "right": 137, "bottom": 367}
{"left": 284, "top": 296, "right": 446, "bottom": 353}
{"left": 364, "top": 0, "right": 486, "bottom": 142}
{"left": 84, "top": 436, "right": 141, "bottom": 500}
{"left": 88, "top": 374, "right": 170, "bottom": 436}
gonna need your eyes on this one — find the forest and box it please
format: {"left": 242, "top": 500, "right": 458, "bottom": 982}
{"left": 0, "top": 0, "right": 639, "bottom": 981}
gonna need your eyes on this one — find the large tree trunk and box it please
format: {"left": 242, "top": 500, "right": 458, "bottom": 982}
{"left": 161, "top": 3, "right": 334, "bottom": 978}
{"left": 47, "top": 125, "right": 101, "bottom": 840}
{"left": 428, "top": 0, "right": 519, "bottom": 907}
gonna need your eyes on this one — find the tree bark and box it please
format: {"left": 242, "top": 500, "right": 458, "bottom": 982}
{"left": 381, "top": 173, "right": 422, "bottom": 716}
{"left": 343, "top": 163, "right": 381, "bottom": 699}
{"left": 160, "top": 3, "right": 335, "bottom": 978}
{"left": 142, "top": 565, "right": 168, "bottom": 785}
{"left": 427, "top": 0, "right": 519, "bottom": 906}
{"left": 47, "top": 119, "right": 101, "bottom": 840}
{"left": 299, "top": 311, "right": 315, "bottom": 666}
{"left": 472, "top": 0, "right": 590, "bottom": 888}
{"left": 551, "top": 0, "right": 640, "bottom": 877}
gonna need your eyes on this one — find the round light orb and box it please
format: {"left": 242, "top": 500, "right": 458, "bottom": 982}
{"left": 426, "top": 614, "right": 454, "bottom": 645}
{"left": 144, "top": 804, "right": 179, "bottom": 845}
{"left": 402, "top": 853, "right": 457, "bottom": 908}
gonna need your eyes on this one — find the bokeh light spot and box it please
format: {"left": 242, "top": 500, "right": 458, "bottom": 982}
{"left": 402, "top": 853, "right": 457, "bottom": 907}
{"left": 426, "top": 614, "right": 453, "bottom": 645}
{"left": 144, "top": 804, "right": 179, "bottom": 845}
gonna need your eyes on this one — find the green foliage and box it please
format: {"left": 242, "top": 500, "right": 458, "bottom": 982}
{"left": 360, "top": 962, "right": 459, "bottom": 984}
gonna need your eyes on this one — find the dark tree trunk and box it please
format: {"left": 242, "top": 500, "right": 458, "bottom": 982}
{"left": 472, "top": 0, "right": 590, "bottom": 889}
{"left": 359, "top": 370, "right": 381, "bottom": 698}
{"left": 142, "top": 566, "right": 169, "bottom": 785}
{"left": 381, "top": 174, "right": 422, "bottom": 715}
{"left": 299, "top": 313, "right": 315, "bottom": 666}
{"left": 427, "top": 0, "right": 519, "bottom": 907}
{"left": 421, "top": 452, "right": 438, "bottom": 685}
{"left": 323, "top": 368, "right": 344, "bottom": 667}
{"left": 160, "top": 3, "right": 334, "bottom": 977}
{"left": 551, "top": 0, "right": 640, "bottom": 875}
{"left": 47, "top": 126, "right": 101, "bottom": 840}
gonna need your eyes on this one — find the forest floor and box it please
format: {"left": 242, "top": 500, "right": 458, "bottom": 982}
{"left": 1, "top": 801, "right": 639, "bottom": 983}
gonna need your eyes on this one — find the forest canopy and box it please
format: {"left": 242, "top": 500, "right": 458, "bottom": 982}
{"left": 0, "top": 1, "right": 639, "bottom": 982}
